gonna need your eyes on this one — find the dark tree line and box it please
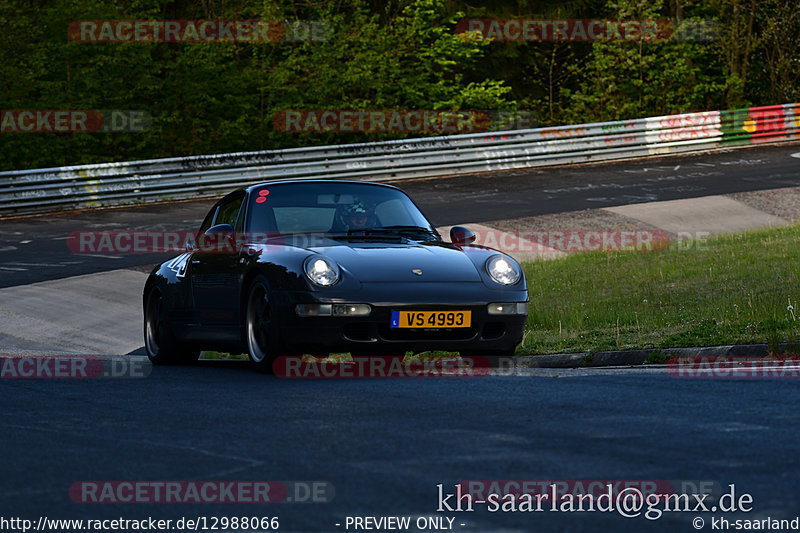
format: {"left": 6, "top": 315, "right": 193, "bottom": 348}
{"left": 0, "top": 0, "right": 797, "bottom": 170}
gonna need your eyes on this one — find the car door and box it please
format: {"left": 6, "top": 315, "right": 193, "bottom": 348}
{"left": 190, "top": 191, "right": 246, "bottom": 330}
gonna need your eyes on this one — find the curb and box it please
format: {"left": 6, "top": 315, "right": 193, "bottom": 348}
{"left": 511, "top": 343, "right": 800, "bottom": 369}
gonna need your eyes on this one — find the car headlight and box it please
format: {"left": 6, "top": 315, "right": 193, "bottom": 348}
{"left": 486, "top": 254, "right": 521, "bottom": 285}
{"left": 304, "top": 257, "right": 340, "bottom": 286}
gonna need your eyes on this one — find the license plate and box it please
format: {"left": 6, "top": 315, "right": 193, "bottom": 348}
{"left": 390, "top": 310, "right": 471, "bottom": 328}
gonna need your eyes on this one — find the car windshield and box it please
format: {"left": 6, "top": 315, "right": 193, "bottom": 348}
{"left": 246, "top": 182, "right": 438, "bottom": 239}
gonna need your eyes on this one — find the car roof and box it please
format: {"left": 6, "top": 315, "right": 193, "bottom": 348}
{"left": 242, "top": 179, "right": 402, "bottom": 195}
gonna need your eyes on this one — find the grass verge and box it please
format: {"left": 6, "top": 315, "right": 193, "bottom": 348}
{"left": 521, "top": 223, "right": 800, "bottom": 355}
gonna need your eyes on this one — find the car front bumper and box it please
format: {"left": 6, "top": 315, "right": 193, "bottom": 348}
{"left": 272, "top": 282, "right": 528, "bottom": 355}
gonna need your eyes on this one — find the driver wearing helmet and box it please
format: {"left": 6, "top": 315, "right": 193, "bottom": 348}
{"left": 342, "top": 200, "right": 371, "bottom": 230}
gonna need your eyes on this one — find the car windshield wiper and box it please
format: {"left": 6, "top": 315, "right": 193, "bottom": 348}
{"left": 275, "top": 232, "right": 327, "bottom": 238}
{"left": 328, "top": 231, "right": 404, "bottom": 241}
{"left": 378, "top": 225, "right": 438, "bottom": 233}
{"left": 242, "top": 231, "right": 326, "bottom": 241}
{"left": 355, "top": 226, "right": 440, "bottom": 239}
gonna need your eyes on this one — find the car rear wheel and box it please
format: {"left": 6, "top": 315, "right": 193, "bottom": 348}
{"left": 246, "top": 277, "right": 282, "bottom": 373}
{"left": 144, "top": 288, "right": 199, "bottom": 365}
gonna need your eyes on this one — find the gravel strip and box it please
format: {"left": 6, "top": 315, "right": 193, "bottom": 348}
{"left": 727, "top": 186, "right": 800, "bottom": 222}
{"left": 484, "top": 208, "right": 662, "bottom": 234}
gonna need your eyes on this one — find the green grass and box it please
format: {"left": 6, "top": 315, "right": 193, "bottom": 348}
{"left": 520, "top": 223, "right": 800, "bottom": 355}
{"left": 201, "top": 351, "right": 249, "bottom": 360}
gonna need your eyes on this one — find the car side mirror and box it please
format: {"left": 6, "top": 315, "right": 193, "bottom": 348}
{"left": 450, "top": 226, "right": 476, "bottom": 245}
{"left": 202, "top": 223, "right": 236, "bottom": 250}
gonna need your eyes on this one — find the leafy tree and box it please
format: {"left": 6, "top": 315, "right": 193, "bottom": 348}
{"left": 561, "top": 0, "right": 726, "bottom": 122}
{"left": 752, "top": 0, "right": 800, "bottom": 104}
{"left": 0, "top": 0, "right": 797, "bottom": 171}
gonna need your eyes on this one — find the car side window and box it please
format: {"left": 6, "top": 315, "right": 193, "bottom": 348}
{"left": 234, "top": 197, "right": 246, "bottom": 232}
{"left": 198, "top": 206, "right": 218, "bottom": 234}
{"left": 216, "top": 194, "right": 244, "bottom": 228}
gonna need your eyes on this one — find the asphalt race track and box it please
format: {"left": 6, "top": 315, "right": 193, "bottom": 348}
{"left": 401, "top": 143, "right": 800, "bottom": 223}
{"left": 2, "top": 142, "right": 800, "bottom": 533}
{"left": 4, "top": 363, "right": 800, "bottom": 532}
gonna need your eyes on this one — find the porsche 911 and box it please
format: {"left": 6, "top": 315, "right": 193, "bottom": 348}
{"left": 143, "top": 180, "right": 528, "bottom": 371}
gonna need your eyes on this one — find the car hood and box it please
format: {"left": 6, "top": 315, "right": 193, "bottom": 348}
{"left": 309, "top": 240, "right": 483, "bottom": 282}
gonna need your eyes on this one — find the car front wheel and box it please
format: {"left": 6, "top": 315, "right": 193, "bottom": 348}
{"left": 245, "top": 277, "right": 282, "bottom": 373}
{"left": 144, "top": 288, "right": 199, "bottom": 365}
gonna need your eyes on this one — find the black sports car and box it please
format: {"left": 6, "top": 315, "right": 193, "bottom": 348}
{"left": 143, "top": 180, "right": 528, "bottom": 371}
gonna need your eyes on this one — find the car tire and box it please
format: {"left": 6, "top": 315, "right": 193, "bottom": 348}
{"left": 144, "top": 288, "right": 200, "bottom": 365}
{"left": 245, "top": 276, "right": 283, "bottom": 373}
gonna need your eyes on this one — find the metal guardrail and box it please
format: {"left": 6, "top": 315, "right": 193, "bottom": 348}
{"left": 1, "top": 103, "right": 797, "bottom": 216}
